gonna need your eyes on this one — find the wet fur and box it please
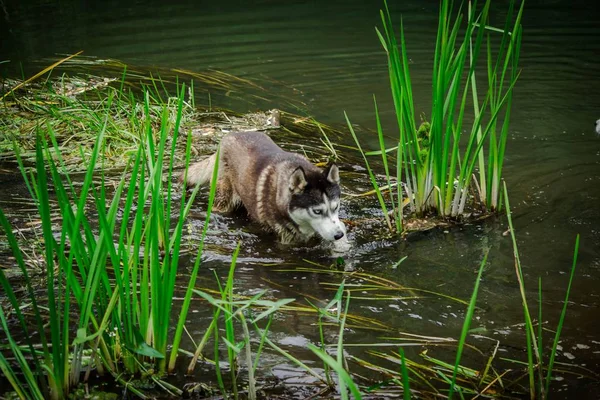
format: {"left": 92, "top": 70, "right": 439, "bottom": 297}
{"left": 181, "top": 131, "right": 345, "bottom": 243}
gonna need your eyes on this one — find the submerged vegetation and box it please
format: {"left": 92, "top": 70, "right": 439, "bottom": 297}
{"left": 0, "top": 1, "right": 595, "bottom": 400}
{"left": 348, "top": 0, "right": 523, "bottom": 233}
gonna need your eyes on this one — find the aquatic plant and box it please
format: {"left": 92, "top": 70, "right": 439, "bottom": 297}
{"left": 1, "top": 56, "right": 345, "bottom": 174}
{"left": 349, "top": 0, "right": 523, "bottom": 231}
{"left": 342, "top": 186, "right": 581, "bottom": 399}
{"left": 308, "top": 281, "right": 363, "bottom": 399}
{"left": 191, "top": 243, "right": 295, "bottom": 400}
{"left": 0, "top": 120, "right": 584, "bottom": 400}
{"left": 0, "top": 79, "right": 215, "bottom": 398}
{"left": 503, "top": 182, "right": 580, "bottom": 399}
{"left": 0, "top": 59, "right": 351, "bottom": 399}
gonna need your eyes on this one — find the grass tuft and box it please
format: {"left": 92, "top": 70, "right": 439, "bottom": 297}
{"left": 0, "top": 80, "right": 217, "bottom": 397}
{"left": 348, "top": 0, "right": 524, "bottom": 232}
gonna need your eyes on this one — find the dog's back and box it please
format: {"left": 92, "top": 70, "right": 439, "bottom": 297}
{"left": 219, "top": 132, "right": 316, "bottom": 223}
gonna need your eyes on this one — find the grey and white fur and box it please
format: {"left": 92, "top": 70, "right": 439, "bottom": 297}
{"left": 181, "top": 131, "right": 346, "bottom": 244}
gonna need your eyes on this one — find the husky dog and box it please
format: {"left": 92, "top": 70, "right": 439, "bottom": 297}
{"left": 181, "top": 131, "right": 346, "bottom": 244}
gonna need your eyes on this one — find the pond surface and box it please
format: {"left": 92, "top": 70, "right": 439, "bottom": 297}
{"left": 2, "top": 0, "right": 600, "bottom": 398}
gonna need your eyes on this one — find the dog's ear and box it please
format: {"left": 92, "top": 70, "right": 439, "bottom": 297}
{"left": 289, "top": 167, "right": 307, "bottom": 193}
{"left": 325, "top": 164, "right": 340, "bottom": 185}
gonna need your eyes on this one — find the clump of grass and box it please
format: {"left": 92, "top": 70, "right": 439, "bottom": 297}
{"left": 0, "top": 58, "right": 290, "bottom": 174}
{"left": 0, "top": 79, "right": 218, "bottom": 398}
{"left": 1, "top": 72, "right": 198, "bottom": 173}
{"left": 348, "top": 0, "right": 523, "bottom": 232}
{"left": 1, "top": 54, "right": 355, "bottom": 178}
{"left": 447, "top": 251, "right": 488, "bottom": 399}
{"left": 0, "top": 58, "right": 353, "bottom": 399}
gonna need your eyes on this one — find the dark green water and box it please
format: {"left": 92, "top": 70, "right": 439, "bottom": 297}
{"left": 2, "top": 0, "right": 600, "bottom": 397}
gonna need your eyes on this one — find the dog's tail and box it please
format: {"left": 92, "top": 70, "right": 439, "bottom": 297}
{"left": 179, "top": 152, "right": 217, "bottom": 187}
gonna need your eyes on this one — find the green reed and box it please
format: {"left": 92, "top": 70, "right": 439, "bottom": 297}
{"left": 0, "top": 111, "right": 115, "bottom": 399}
{"left": 0, "top": 78, "right": 216, "bottom": 398}
{"left": 398, "top": 347, "right": 411, "bottom": 399}
{"left": 503, "top": 182, "right": 580, "bottom": 399}
{"left": 349, "top": 0, "right": 523, "bottom": 231}
{"left": 448, "top": 250, "right": 488, "bottom": 399}
{"left": 309, "top": 282, "right": 362, "bottom": 400}
{"left": 544, "top": 235, "right": 579, "bottom": 394}
{"left": 192, "top": 243, "right": 294, "bottom": 400}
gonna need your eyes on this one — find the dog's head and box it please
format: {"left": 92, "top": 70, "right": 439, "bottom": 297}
{"left": 288, "top": 164, "right": 346, "bottom": 242}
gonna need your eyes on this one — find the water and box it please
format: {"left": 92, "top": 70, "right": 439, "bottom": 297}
{"left": 2, "top": 0, "right": 600, "bottom": 397}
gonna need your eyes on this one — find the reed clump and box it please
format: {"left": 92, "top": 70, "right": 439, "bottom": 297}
{"left": 348, "top": 0, "right": 523, "bottom": 234}
{"left": 0, "top": 78, "right": 215, "bottom": 399}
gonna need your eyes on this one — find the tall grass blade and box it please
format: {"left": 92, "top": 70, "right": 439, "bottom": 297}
{"left": 239, "top": 313, "right": 256, "bottom": 400}
{"left": 169, "top": 144, "right": 220, "bottom": 371}
{"left": 448, "top": 250, "right": 489, "bottom": 399}
{"left": 537, "top": 276, "right": 543, "bottom": 395}
{"left": 346, "top": 111, "right": 393, "bottom": 231}
{"left": 503, "top": 181, "right": 544, "bottom": 399}
{"left": 374, "top": 95, "right": 402, "bottom": 232}
{"left": 213, "top": 308, "right": 227, "bottom": 397}
{"left": 225, "top": 243, "right": 242, "bottom": 400}
{"left": 307, "top": 343, "right": 362, "bottom": 399}
{"left": 34, "top": 134, "right": 66, "bottom": 399}
{"left": 544, "top": 234, "right": 579, "bottom": 394}
{"left": 0, "top": 351, "right": 28, "bottom": 400}
{"left": 336, "top": 290, "right": 351, "bottom": 400}
{"left": 399, "top": 347, "right": 411, "bottom": 400}
{"left": 0, "top": 305, "right": 45, "bottom": 400}
{"left": 262, "top": 335, "right": 327, "bottom": 384}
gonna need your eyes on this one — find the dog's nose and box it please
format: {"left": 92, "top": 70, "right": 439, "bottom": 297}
{"left": 334, "top": 232, "right": 344, "bottom": 240}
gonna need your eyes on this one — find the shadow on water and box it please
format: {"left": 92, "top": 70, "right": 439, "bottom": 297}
{"left": 1, "top": 0, "right": 600, "bottom": 397}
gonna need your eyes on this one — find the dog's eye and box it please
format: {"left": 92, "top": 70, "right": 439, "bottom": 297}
{"left": 312, "top": 208, "right": 323, "bottom": 215}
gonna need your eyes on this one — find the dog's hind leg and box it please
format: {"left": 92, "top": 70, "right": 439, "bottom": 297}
{"left": 213, "top": 178, "right": 240, "bottom": 212}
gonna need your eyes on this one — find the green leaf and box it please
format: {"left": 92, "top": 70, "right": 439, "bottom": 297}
{"left": 308, "top": 343, "right": 362, "bottom": 399}
{"left": 222, "top": 338, "right": 244, "bottom": 355}
{"left": 127, "top": 328, "right": 164, "bottom": 359}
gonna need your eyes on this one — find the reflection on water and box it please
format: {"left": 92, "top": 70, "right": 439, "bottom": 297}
{"left": 2, "top": 0, "right": 600, "bottom": 396}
